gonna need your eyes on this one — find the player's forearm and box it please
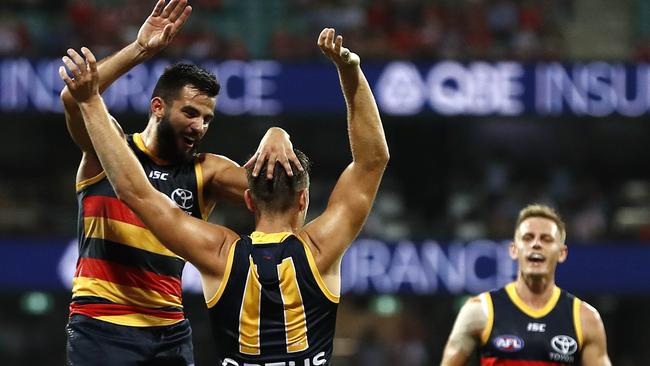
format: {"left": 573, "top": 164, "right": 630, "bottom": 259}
{"left": 61, "top": 42, "right": 149, "bottom": 103}
{"left": 337, "top": 66, "right": 389, "bottom": 169}
{"left": 78, "top": 95, "right": 151, "bottom": 202}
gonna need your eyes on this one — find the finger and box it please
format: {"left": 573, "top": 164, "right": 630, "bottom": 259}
{"left": 287, "top": 150, "right": 304, "bottom": 172}
{"left": 252, "top": 151, "right": 267, "bottom": 177}
{"left": 335, "top": 35, "right": 343, "bottom": 55}
{"left": 81, "top": 47, "right": 97, "bottom": 74}
{"left": 161, "top": 23, "right": 173, "bottom": 43}
{"left": 325, "top": 28, "right": 335, "bottom": 50}
{"left": 279, "top": 156, "right": 294, "bottom": 177}
{"left": 67, "top": 48, "right": 87, "bottom": 72}
{"left": 150, "top": 0, "right": 165, "bottom": 17}
{"left": 243, "top": 151, "right": 259, "bottom": 169}
{"left": 62, "top": 56, "right": 81, "bottom": 77}
{"left": 168, "top": 0, "right": 187, "bottom": 22}
{"left": 266, "top": 153, "right": 278, "bottom": 179}
{"left": 58, "top": 66, "right": 74, "bottom": 87}
{"left": 317, "top": 28, "right": 328, "bottom": 47}
{"left": 172, "top": 5, "right": 192, "bottom": 34}
{"left": 161, "top": 0, "right": 179, "bottom": 18}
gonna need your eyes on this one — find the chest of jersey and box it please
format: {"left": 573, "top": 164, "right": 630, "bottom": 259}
{"left": 481, "top": 286, "right": 581, "bottom": 365}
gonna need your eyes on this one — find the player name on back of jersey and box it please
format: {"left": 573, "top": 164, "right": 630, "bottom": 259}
{"left": 221, "top": 351, "right": 326, "bottom": 366}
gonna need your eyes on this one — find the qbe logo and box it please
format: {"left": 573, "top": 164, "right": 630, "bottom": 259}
{"left": 494, "top": 335, "right": 524, "bottom": 352}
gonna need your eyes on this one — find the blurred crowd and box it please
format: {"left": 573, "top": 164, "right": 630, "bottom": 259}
{"left": 0, "top": 0, "right": 589, "bottom": 61}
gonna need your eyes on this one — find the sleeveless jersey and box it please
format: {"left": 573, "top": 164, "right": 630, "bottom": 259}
{"left": 480, "top": 283, "right": 583, "bottom": 366}
{"left": 207, "top": 232, "right": 340, "bottom": 366}
{"left": 69, "top": 133, "right": 209, "bottom": 327}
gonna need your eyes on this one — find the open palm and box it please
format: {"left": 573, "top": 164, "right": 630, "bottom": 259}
{"left": 137, "top": 0, "right": 192, "bottom": 54}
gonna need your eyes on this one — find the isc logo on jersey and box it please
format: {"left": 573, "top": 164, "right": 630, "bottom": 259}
{"left": 494, "top": 335, "right": 525, "bottom": 352}
{"left": 149, "top": 170, "right": 169, "bottom": 180}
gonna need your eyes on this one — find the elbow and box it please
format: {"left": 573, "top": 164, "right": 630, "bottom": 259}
{"left": 372, "top": 145, "right": 390, "bottom": 169}
{"left": 113, "top": 182, "right": 140, "bottom": 207}
{"left": 361, "top": 148, "right": 389, "bottom": 172}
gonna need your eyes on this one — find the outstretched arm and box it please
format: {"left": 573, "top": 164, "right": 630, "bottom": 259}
{"left": 441, "top": 296, "right": 487, "bottom": 366}
{"left": 60, "top": 0, "right": 192, "bottom": 180}
{"left": 580, "top": 302, "right": 612, "bottom": 366}
{"left": 302, "top": 28, "right": 389, "bottom": 273}
{"left": 59, "top": 47, "right": 236, "bottom": 277}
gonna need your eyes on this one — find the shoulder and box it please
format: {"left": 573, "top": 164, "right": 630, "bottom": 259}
{"left": 197, "top": 153, "right": 242, "bottom": 175}
{"left": 458, "top": 294, "right": 491, "bottom": 337}
{"left": 579, "top": 300, "right": 606, "bottom": 338}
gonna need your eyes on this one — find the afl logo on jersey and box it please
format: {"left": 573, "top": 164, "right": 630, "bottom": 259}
{"left": 494, "top": 335, "right": 524, "bottom": 352}
{"left": 171, "top": 188, "right": 194, "bottom": 210}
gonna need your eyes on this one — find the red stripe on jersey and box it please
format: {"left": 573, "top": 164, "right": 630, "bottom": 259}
{"left": 481, "top": 358, "right": 566, "bottom": 366}
{"left": 69, "top": 302, "right": 184, "bottom": 320}
{"left": 83, "top": 195, "right": 145, "bottom": 228}
{"left": 76, "top": 257, "right": 182, "bottom": 297}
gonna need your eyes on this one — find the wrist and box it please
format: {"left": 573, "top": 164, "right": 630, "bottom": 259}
{"left": 130, "top": 41, "right": 154, "bottom": 61}
{"left": 78, "top": 94, "right": 103, "bottom": 106}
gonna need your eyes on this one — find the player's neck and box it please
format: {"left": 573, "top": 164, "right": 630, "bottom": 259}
{"left": 515, "top": 275, "right": 556, "bottom": 308}
{"left": 139, "top": 126, "right": 161, "bottom": 157}
{"left": 254, "top": 213, "right": 299, "bottom": 234}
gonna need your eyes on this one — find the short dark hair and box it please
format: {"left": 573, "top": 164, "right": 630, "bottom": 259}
{"left": 515, "top": 204, "right": 567, "bottom": 242}
{"left": 151, "top": 63, "right": 220, "bottom": 104}
{"left": 246, "top": 149, "right": 311, "bottom": 213}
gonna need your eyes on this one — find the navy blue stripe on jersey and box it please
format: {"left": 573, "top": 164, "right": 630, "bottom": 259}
{"left": 79, "top": 237, "right": 185, "bottom": 278}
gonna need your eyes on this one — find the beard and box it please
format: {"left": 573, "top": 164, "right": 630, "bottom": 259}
{"left": 155, "top": 113, "right": 200, "bottom": 164}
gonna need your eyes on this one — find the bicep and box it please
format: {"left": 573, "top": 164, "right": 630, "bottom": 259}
{"left": 206, "top": 155, "right": 247, "bottom": 206}
{"left": 130, "top": 188, "right": 235, "bottom": 276}
{"left": 303, "top": 162, "right": 384, "bottom": 267}
{"left": 580, "top": 303, "right": 612, "bottom": 366}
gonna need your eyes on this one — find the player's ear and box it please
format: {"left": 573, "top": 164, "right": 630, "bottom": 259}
{"left": 150, "top": 97, "right": 165, "bottom": 120}
{"left": 297, "top": 189, "right": 308, "bottom": 212}
{"left": 557, "top": 243, "right": 568, "bottom": 264}
{"left": 509, "top": 240, "right": 518, "bottom": 260}
{"left": 244, "top": 189, "right": 255, "bottom": 212}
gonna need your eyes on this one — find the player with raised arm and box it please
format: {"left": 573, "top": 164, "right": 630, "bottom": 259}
{"left": 59, "top": 27, "right": 388, "bottom": 365}
{"left": 60, "top": 1, "right": 301, "bottom": 365}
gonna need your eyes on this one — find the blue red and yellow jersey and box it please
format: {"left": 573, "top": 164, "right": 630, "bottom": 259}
{"left": 70, "top": 133, "right": 209, "bottom": 327}
{"left": 480, "top": 283, "right": 583, "bottom": 365}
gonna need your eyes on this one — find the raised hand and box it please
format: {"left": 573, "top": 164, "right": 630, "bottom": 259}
{"left": 317, "top": 28, "right": 360, "bottom": 67}
{"left": 136, "top": 0, "right": 192, "bottom": 55}
{"left": 59, "top": 47, "right": 99, "bottom": 103}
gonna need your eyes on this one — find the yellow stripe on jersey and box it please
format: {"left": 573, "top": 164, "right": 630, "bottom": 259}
{"left": 239, "top": 259, "right": 262, "bottom": 355}
{"left": 94, "top": 314, "right": 183, "bottom": 327}
{"left": 84, "top": 217, "right": 183, "bottom": 259}
{"left": 206, "top": 239, "right": 239, "bottom": 308}
{"left": 133, "top": 133, "right": 169, "bottom": 166}
{"left": 278, "top": 257, "right": 309, "bottom": 353}
{"left": 505, "top": 282, "right": 561, "bottom": 318}
{"left": 76, "top": 171, "right": 107, "bottom": 191}
{"left": 194, "top": 159, "right": 209, "bottom": 220}
{"left": 72, "top": 276, "right": 183, "bottom": 309}
{"left": 250, "top": 231, "right": 294, "bottom": 244}
{"left": 480, "top": 292, "right": 494, "bottom": 345}
{"left": 295, "top": 234, "right": 340, "bottom": 304}
{"left": 573, "top": 297, "right": 583, "bottom": 349}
